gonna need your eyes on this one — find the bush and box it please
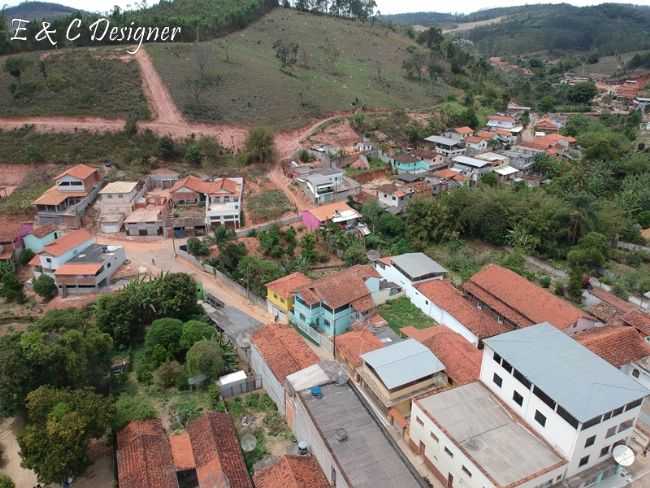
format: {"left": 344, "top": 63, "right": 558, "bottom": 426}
{"left": 186, "top": 340, "right": 225, "bottom": 381}
{"left": 154, "top": 361, "right": 184, "bottom": 389}
{"left": 171, "top": 397, "right": 202, "bottom": 428}
{"left": 180, "top": 320, "right": 216, "bottom": 350}
{"left": 187, "top": 237, "right": 210, "bottom": 257}
{"left": 144, "top": 318, "right": 184, "bottom": 365}
{"left": 539, "top": 276, "right": 551, "bottom": 289}
{"left": 33, "top": 274, "right": 57, "bottom": 300}
{"left": 0, "top": 474, "right": 15, "bottom": 488}
{"left": 113, "top": 393, "right": 157, "bottom": 431}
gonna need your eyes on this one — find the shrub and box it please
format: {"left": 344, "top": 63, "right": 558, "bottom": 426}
{"left": 180, "top": 320, "right": 216, "bottom": 350}
{"left": 539, "top": 276, "right": 551, "bottom": 288}
{"left": 186, "top": 340, "right": 225, "bottom": 381}
{"left": 154, "top": 361, "right": 184, "bottom": 389}
{"left": 187, "top": 237, "right": 210, "bottom": 257}
{"left": 0, "top": 474, "right": 15, "bottom": 488}
{"left": 113, "top": 393, "right": 157, "bottom": 431}
{"left": 33, "top": 274, "right": 57, "bottom": 300}
{"left": 18, "top": 249, "right": 34, "bottom": 267}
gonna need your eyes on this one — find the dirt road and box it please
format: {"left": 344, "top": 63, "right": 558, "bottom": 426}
{"left": 97, "top": 236, "right": 273, "bottom": 324}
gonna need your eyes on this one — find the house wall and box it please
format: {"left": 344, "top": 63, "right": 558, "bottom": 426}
{"left": 292, "top": 296, "right": 357, "bottom": 338}
{"left": 623, "top": 362, "right": 650, "bottom": 390}
{"left": 374, "top": 262, "right": 444, "bottom": 302}
{"left": 55, "top": 246, "right": 126, "bottom": 294}
{"left": 301, "top": 210, "right": 322, "bottom": 232}
{"left": 98, "top": 188, "right": 139, "bottom": 215}
{"left": 410, "top": 288, "right": 480, "bottom": 346}
{"left": 249, "top": 344, "right": 286, "bottom": 414}
{"left": 125, "top": 221, "right": 163, "bottom": 236}
{"left": 292, "top": 393, "right": 350, "bottom": 488}
{"left": 23, "top": 231, "right": 62, "bottom": 253}
{"left": 480, "top": 347, "right": 642, "bottom": 477}
{"left": 409, "top": 401, "right": 566, "bottom": 488}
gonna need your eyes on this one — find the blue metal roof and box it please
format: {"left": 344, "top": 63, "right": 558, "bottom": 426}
{"left": 484, "top": 323, "right": 650, "bottom": 422}
{"left": 361, "top": 338, "right": 444, "bottom": 390}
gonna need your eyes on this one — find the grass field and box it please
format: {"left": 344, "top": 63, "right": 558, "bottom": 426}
{"left": 377, "top": 297, "right": 434, "bottom": 334}
{"left": 0, "top": 49, "right": 150, "bottom": 118}
{"left": 247, "top": 190, "right": 294, "bottom": 221}
{"left": 148, "top": 8, "right": 453, "bottom": 129}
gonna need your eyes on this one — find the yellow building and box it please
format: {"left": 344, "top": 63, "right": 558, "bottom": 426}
{"left": 265, "top": 272, "right": 312, "bottom": 323}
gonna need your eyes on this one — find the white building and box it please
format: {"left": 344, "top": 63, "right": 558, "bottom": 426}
{"left": 424, "top": 135, "right": 466, "bottom": 159}
{"left": 451, "top": 155, "right": 495, "bottom": 179}
{"left": 482, "top": 323, "right": 648, "bottom": 479}
{"left": 30, "top": 229, "right": 95, "bottom": 277}
{"left": 205, "top": 177, "right": 243, "bottom": 229}
{"left": 374, "top": 253, "right": 447, "bottom": 300}
{"left": 54, "top": 243, "right": 127, "bottom": 295}
{"left": 298, "top": 169, "right": 345, "bottom": 205}
{"left": 98, "top": 181, "right": 140, "bottom": 215}
{"left": 487, "top": 115, "right": 516, "bottom": 130}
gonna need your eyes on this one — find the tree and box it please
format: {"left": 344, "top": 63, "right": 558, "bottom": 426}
{"left": 158, "top": 136, "right": 177, "bottom": 159}
{"left": 33, "top": 274, "right": 57, "bottom": 301}
{"left": 3, "top": 57, "right": 30, "bottom": 85}
{"left": 187, "top": 237, "right": 209, "bottom": 257}
{"left": 186, "top": 340, "right": 225, "bottom": 381}
{"left": 180, "top": 320, "right": 216, "bottom": 350}
{"left": 18, "top": 387, "right": 113, "bottom": 485}
{"left": 154, "top": 360, "right": 184, "bottom": 388}
{"left": 567, "top": 82, "right": 598, "bottom": 105}
{"left": 1, "top": 271, "right": 24, "bottom": 303}
{"left": 144, "top": 318, "right": 184, "bottom": 364}
{"left": 112, "top": 393, "right": 157, "bottom": 431}
{"left": 236, "top": 256, "right": 284, "bottom": 297}
{"left": 0, "top": 475, "right": 14, "bottom": 488}
{"left": 185, "top": 143, "right": 202, "bottom": 166}
{"left": 243, "top": 127, "right": 275, "bottom": 164}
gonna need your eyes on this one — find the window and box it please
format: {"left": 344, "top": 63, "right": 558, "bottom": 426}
{"left": 299, "top": 313, "right": 305, "bottom": 321}
{"left": 633, "top": 369, "right": 640, "bottom": 378}
{"left": 461, "top": 466, "right": 472, "bottom": 478}
{"left": 493, "top": 373, "right": 503, "bottom": 388}
{"left": 331, "top": 467, "right": 336, "bottom": 487}
{"left": 493, "top": 351, "right": 502, "bottom": 364}
{"left": 513, "top": 390, "right": 523, "bottom": 406}
{"left": 600, "top": 446, "right": 610, "bottom": 457}
{"left": 581, "top": 415, "right": 602, "bottom": 431}
{"left": 533, "top": 386, "right": 556, "bottom": 410}
{"left": 444, "top": 447, "right": 453, "bottom": 458}
{"left": 613, "top": 406, "right": 624, "bottom": 417}
{"left": 606, "top": 426, "right": 617, "bottom": 438}
{"left": 585, "top": 435, "right": 596, "bottom": 448}
{"left": 618, "top": 419, "right": 634, "bottom": 433}
{"left": 579, "top": 456, "right": 590, "bottom": 467}
{"left": 502, "top": 359, "right": 513, "bottom": 373}
{"left": 535, "top": 410, "right": 547, "bottom": 427}
{"left": 416, "top": 417, "right": 424, "bottom": 426}
{"left": 626, "top": 399, "right": 643, "bottom": 411}
{"left": 513, "top": 369, "right": 531, "bottom": 389}
{"left": 430, "top": 432, "right": 438, "bottom": 442}
{"left": 557, "top": 405, "right": 579, "bottom": 429}
{"left": 603, "top": 411, "right": 612, "bottom": 421}
{"left": 323, "top": 319, "right": 331, "bottom": 327}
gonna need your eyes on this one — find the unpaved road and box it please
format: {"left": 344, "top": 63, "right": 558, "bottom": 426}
{"left": 442, "top": 16, "right": 507, "bottom": 34}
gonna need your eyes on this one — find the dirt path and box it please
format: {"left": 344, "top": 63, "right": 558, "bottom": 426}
{"left": 442, "top": 16, "right": 507, "bottom": 34}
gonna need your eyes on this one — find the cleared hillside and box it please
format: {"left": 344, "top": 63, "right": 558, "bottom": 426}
{"left": 0, "top": 49, "right": 150, "bottom": 118}
{"left": 148, "top": 8, "right": 453, "bottom": 129}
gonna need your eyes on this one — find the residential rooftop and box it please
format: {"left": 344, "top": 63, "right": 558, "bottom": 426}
{"left": 485, "top": 323, "right": 649, "bottom": 422}
{"left": 452, "top": 155, "right": 492, "bottom": 168}
{"left": 335, "top": 327, "right": 386, "bottom": 368}
{"left": 99, "top": 181, "right": 138, "bottom": 195}
{"left": 295, "top": 264, "right": 378, "bottom": 309}
{"left": 298, "top": 382, "right": 423, "bottom": 488}
{"left": 266, "top": 272, "right": 313, "bottom": 299}
{"left": 361, "top": 338, "right": 444, "bottom": 390}
{"left": 416, "top": 382, "right": 566, "bottom": 487}
{"left": 424, "top": 135, "right": 464, "bottom": 147}
{"left": 42, "top": 229, "right": 93, "bottom": 257}
{"left": 575, "top": 325, "right": 650, "bottom": 368}
{"left": 389, "top": 252, "right": 447, "bottom": 281}
{"left": 253, "top": 455, "right": 329, "bottom": 488}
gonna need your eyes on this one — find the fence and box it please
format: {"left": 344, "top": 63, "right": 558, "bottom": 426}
{"left": 220, "top": 375, "right": 262, "bottom": 399}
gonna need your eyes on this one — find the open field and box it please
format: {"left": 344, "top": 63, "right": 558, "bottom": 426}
{"left": 377, "top": 297, "right": 434, "bottom": 334}
{"left": 148, "top": 8, "right": 452, "bottom": 129}
{"left": 0, "top": 49, "right": 150, "bottom": 119}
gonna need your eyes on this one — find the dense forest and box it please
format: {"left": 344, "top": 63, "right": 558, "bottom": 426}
{"left": 465, "top": 4, "right": 650, "bottom": 56}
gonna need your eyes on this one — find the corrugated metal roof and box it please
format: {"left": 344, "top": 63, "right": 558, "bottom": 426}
{"left": 391, "top": 252, "right": 447, "bottom": 280}
{"left": 424, "top": 135, "right": 462, "bottom": 146}
{"left": 484, "top": 323, "right": 649, "bottom": 422}
{"left": 361, "top": 339, "right": 444, "bottom": 389}
{"left": 452, "top": 155, "right": 491, "bottom": 168}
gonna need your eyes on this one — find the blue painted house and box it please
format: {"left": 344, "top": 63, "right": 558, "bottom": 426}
{"left": 291, "top": 265, "right": 401, "bottom": 344}
{"left": 388, "top": 153, "right": 433, "bottom": 175}
{"left": 23, "top": 225, "right": 62, "bottom": 253}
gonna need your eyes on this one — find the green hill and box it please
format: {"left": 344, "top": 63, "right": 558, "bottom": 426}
{"left": 148, "top": 8, "right": 455, "bottom": 129}
{"left": 3, "top": 1, "right": 84, "bottom": 20}
{"left": 464, "top": 3, "right": 650, "bottom": 56}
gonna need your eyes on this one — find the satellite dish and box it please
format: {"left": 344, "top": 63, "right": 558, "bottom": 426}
{"left": 612, "top": 444, "right": 635, "bottom": 467}
{"left": 241, "top": 433, "right": 257, "bottom": 453}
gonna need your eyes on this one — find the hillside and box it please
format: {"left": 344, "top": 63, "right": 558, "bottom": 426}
{"left": 464, "top": 3, "right": 650, "bottom": 56}
{"left": 3, "top": 1, "right": 84, "bottom": 20}
{"left": 148, "top": 8, "right": 455, "bottom": 129}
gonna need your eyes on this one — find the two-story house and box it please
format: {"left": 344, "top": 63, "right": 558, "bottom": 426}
{"left": 374, "top": 252, "right": 447, "bottom": 300}
{"left": 29, "top": 229, "right": 95, "bottom": 277}
{"left": 291, "top": 265, "right": 400, "bottom": 345}
{"left": 54, "top": 243, "right": 126, "bottom": 295}
{"left": 98, "top": 181, "right": 141, "bottom": 233}
{"left": 32, "top": 164, "right": 102, "bottom": 228}
{"left": 265, "top": 272, "right": 313, "bottom": 323}
{"left": 297, "top": 168, "right": 345, "bottom": 205}
{"left": 487, "top": 114, "right": 516, "bottom": 130}
{"left": 376, "top": 184, "right": 415, "bottom": 214}
{"left": 424, "top": 135, "right": 466, "bottom": 159}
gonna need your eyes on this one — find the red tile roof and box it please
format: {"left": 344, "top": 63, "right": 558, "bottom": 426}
{"left": 622, "top": 311, "right": 650, "bottom": 337}
{"left": 336, "top": 328, "right": 385, "bottom": 368}
{"left": 576, "top": 326, "right": 650, "bottom": 368}
{"left": 466, "top": 136, "right": 484, "bottom": 144}
{"left": 171, "top": 175, "right": 240, "bottom": 196}
{"left": 187, "top": 412, "right": 253, "bottom": 488}
{"left": 169, "top": 431, "right": 196, "bottom": 470}
{"left": 0, "top": 220, "right": 22, "bottom": 243}
{"left": 55, "top": 262, "right": 103, "bottom": 276}
{"left": 116, "top": 420, "right": 177, "bottom": 488}
{"left": 251, "top": 324, "right": 319, "bottom": 383}
{"left": 32, "top": 187, "right": 88, "bottom": 206}
{"left": 266, "top": 272, "right": 312, "bottom": 300}
{"left": 42, "top": 229, "right": 93, "bottom": 257}
{"left": 253, "top": 455, "right": 329, "bottom": 488}
{"left": 455, "top": 127, "right": 473, "bottom": 135}
{"left": 590, "top": 288, "right": 637, "bottom": 315}
{"left": 295, "top": 265, "right": 378, "bottom": 310}
{"left": 55, "top": 164, "right": 98, "bottom": 181}
{"left": 463, "top": 264, "right": 586, "bottom": 330}
{"left": 421, "top": 326, "right": 482, "bottom": 385}
{"left": 416, "top": 280, "right": 510, "bottom": 339}
{"left": 432, "top": 169, "right": 466, "bottom": 182}
{"left": 489, "top": 115, "right": 515, "bottom": 123}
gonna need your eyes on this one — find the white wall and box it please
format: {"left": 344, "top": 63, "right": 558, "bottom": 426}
{"left": 249, "top": 344, "right": 286, "bottom": 414}
{"left": 624, "top": 362, "right": 650, "bottom": 390}
{"left": 480, "top": 347, "right": 642, "bottom": 477}
{"left": 409, "top": 401, "right": 565, "bottom": 488}
{"left": 37, "top": 238, "right": 95, "bottom": 275}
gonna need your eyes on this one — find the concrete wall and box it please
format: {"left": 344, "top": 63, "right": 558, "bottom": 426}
{"left": 23, "top": 231, "right": 61, "bottom": 253}
{"left": 249, "top": 343, "right": 286, "bottom": 414}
